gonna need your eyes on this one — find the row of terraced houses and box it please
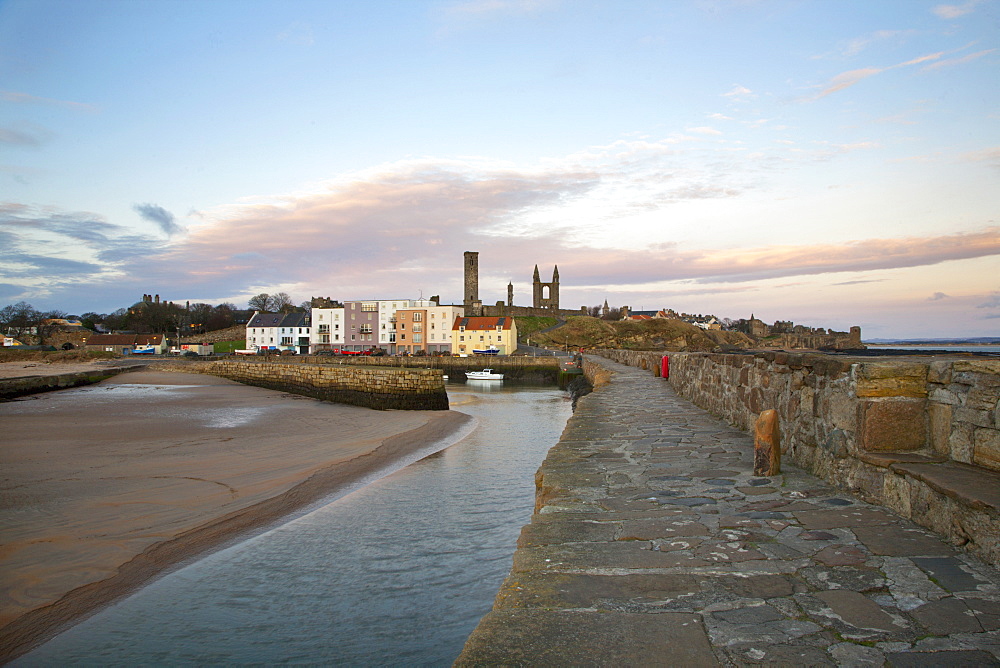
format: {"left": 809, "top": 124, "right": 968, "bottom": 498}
{"left": 245, "top": 297, "right": 518, "bottom": 356}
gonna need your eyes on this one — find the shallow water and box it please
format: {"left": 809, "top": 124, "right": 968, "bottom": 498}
{"left": 16, "top": 382, "right": 571, "bottom": 666}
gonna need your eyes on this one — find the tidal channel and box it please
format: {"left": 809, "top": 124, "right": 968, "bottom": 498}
{"left": 16, "top": 381, "right": 572, "bottom": 666}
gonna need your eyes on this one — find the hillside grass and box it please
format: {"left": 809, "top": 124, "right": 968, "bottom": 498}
{"left": 0, "top": 349, "right": 120, "bottom": 362}
{"left": 514, "top": 316, "right": 559, "bottom": 340}
{"left": 212, "top": 340, "right": 245, "bottom": 353}
{"left": 529, "top": 315, "right": 754, "bottom": 352}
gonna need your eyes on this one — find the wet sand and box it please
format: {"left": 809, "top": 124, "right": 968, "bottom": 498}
{"left": 0, "top": 370, "right": 470, "bottom": 662}
{"left": 0, "top": 360, "right": 130, "bottom": 379}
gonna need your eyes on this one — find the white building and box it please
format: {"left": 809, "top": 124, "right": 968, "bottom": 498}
{"left": 245, "top": 311, "right": 311, "bottom": 354}
{"left": 310, "top": 306, "right": 346, "bottom": 353}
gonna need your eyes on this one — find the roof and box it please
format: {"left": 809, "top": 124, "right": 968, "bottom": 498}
{"left": 246, "top": 312, "right": 310, "bottom": 328}
{"left": 85, "top": 334, "right": 163, "bottom": 345}
{"left": 451, "top": 316, "right": 514, "bottom": 331}
{"left": 629, "top": 315, "right": 654, "bottom": 320}
{"left": 247, "top": 312, "right": 285, "bottom": 328}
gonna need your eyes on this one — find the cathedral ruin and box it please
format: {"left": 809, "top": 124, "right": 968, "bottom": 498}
{"left": 462, "top": 251, "right": 586, "bottom": 318}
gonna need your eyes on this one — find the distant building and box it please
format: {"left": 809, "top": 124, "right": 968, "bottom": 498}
{"left": 396, "top": 303, "right": 464, "bottom": 355}
{"left": 246, "top": 311, "right": 310, "bottom": 354}
{"left": 451, "top": 316, "right": 518, "bottom": 356}
{"left": 84, "top": 333, "right": 167, "bottom": 355}
{"left": 309, "top": 305, "right": 345, "bottom": 353}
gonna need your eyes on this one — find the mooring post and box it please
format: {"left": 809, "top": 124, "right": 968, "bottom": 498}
{"left": 753, "top": 409, "right": 781, "bottom": 476}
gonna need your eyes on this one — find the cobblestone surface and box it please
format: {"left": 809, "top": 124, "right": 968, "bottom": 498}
{"left": 457, "top": 357, "right": 1000, "bottom": 667}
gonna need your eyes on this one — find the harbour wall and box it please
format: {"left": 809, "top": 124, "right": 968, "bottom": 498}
{"left": 292, "top": 354, "right": 563, "bottom": 382}
{"left": 157, "top": 359, "right": 450, "bottom": 411}
{"left": 0, "top": 365, "right": 143, "bottom": 400}
{"left": 593, "top": 349, "right": 1000, "bottom": 566}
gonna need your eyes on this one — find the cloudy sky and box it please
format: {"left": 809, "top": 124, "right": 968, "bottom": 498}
{"left": 1, "top": 0, "right": 997, "bottom": 338}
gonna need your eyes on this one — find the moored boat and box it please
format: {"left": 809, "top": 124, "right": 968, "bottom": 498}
{"left": 465, "top": 368, "right": 504, "bottom": 380}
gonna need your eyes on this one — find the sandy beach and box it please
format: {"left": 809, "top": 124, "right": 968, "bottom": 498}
{"left": 0, "top": 368, "right": 470, "bottom": 662}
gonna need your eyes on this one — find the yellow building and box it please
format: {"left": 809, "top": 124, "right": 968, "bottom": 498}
{"left": 450, "top": 316, "right": 518, "bottom": 356}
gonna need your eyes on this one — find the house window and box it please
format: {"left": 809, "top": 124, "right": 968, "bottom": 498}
{"left": 413, "top": 334, "right": 422, "bottom": 343}
{"left": 319, "top": 325, "right": 329, "bottom": 333}
{"left": 460, "top": 335, "right": 464, "bottom": 341}
{"left": 360, "top": 325, "right": 372, "bottom": 334}
{"left": 351, "top": 335, "right": 356, "bottom": 340}
{"left": 362, "top": 302, "right": 377, "bottom": 311}
{"left": 400, "top": 323, "right": 405, "bottom": 330}
{"left": 413, "top": 313, "right": 422, "bottom": 322}
{"left": 281, "top": 337, "right": 293, "bottom": 345}
{"left": 413, "top": 323, "right": 422, "bottom": 333}
{"left": 401, "top": 334, "right": 406, "bottom": 340}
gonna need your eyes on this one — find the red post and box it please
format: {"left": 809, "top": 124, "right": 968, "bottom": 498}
{"left": 661, "top": 355, "right": 669, "bottom": 380}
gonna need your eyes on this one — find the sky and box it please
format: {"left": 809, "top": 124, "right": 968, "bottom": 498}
{"left": 1, "top": 0, "right": 998, "bottom": 339}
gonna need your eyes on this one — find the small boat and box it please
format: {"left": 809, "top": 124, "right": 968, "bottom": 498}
{"left": 473, "top": 345, "right": 500, "bottom": 355}
{"left": 465, "top": 368, "right": 504, "bottom": 380}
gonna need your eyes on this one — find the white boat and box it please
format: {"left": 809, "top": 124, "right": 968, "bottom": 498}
{"left": 465, "top": 368, "right": 504, "bottom": 380}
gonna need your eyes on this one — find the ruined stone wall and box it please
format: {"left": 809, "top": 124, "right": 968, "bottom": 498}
{"left": 756, "top": 330, "right": 863, "bottom": 350}
{"left": 480, "top": 304, "right": 587, "bottom": 318}
{"left": 594, "top": 349, "right": 1000, "bottom": 563}
{"left": 199, "top": 360, "right": 449, "bottom": 410}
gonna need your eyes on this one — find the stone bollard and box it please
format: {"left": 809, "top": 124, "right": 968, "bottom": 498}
{"left": 753, "top": 409, "right": 781, "bottom": 476}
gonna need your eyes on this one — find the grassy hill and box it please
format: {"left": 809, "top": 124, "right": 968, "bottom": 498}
{"left": 526, "top": 316, "right": 754, "bottom": 352}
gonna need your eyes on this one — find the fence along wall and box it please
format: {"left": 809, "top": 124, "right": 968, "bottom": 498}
{"left": 204, "top": 360, "right": 449, "bottom": 411}
{"left": 595, "top": 349, "right": 1000, "bottom": 567}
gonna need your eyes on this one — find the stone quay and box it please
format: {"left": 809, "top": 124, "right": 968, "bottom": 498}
{"left": 457, "top": 355, "right": 1000, "bottom": 666}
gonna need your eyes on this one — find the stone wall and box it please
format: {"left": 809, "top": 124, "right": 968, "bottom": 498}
{"left": 286, "top": 355, "right": 562, "bottom": 382}
{"left": 0, "top": 365, "right": 142, "bottom": 400}
{"left": 186, "top": 360, "right": 449, "bottom": 410}
{"left": 756, "top": 328, "right": 863, "bottom": 351}
{"left": 594, "top": 349, "right": 1000, "bottom": 565}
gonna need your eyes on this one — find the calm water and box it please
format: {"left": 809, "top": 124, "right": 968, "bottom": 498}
{"left": 16, "top": 382, "right": 571, "bottom": 667}
{"left": 866, "top": 345, "right": 1000, "bottom": 353}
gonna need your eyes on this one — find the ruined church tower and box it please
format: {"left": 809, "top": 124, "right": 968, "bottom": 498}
{"left": 532, "top": 264, "right": 560, "bottom": 311}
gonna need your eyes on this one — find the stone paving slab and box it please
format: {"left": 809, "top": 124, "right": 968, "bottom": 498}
{"left": 456, "top": 357, "right": 1000, "bottom": 666}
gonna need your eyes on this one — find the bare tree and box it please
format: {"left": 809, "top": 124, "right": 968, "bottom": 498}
{"left": 270, "top": 292, "right": 294, "bottom": 312}
{"left": 36, "top": 309, "right": 69, "bottom": 345}
{"left": 248, "top": 293, "right": 271, "bottom": 311}
{"left": 0, "top": 302, "right": 41, "bottom": 339}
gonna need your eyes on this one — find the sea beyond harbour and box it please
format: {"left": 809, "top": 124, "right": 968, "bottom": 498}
{"left": 864, "top": 344, "right": 1000, "bottom": 354}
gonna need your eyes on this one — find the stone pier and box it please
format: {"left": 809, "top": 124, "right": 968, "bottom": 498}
{"left": 457, "top": 356, "right": 1000, "bottom": 666}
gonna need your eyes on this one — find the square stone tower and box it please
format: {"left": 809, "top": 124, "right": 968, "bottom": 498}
{"left": 464, "top": 251, "right": 482, "bottom": 315}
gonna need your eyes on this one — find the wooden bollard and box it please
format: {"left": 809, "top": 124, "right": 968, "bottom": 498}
{"left": 753, "top": 409, "right": 781, "bottom": 476}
